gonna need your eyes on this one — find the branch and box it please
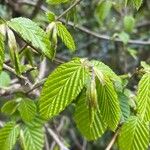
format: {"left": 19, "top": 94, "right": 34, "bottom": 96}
{"left": 45, "top": 125, "right": 70, "bottom": 150}
{"left": 56, "top": 0, "right": 82, "bottom": 20}
{"left": 105, "top": 129, "right": 120, "bottom": 150}
{"left": 18, "top": 0, "right": 150, "bottom": 46}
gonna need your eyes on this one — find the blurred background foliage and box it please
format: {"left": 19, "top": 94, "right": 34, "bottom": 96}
{"left": 0, "top": 0, "right": 150, "bottom": 149}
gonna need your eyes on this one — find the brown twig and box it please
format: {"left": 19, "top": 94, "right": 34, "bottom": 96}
{"left": 105, "top": 129, "right": 120, "bottom": 150}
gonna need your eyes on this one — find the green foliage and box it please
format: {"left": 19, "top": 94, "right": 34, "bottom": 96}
{"left": 118, "top": 92, "right": 130, "bottom": 121}
{"left": 118, "top": 116, "right": 149, "bottom": 150}
{"left": 0, "top": 122, "right": 20, "bottom": 150}
{"left": 1, "top": 100, "right": 18, "bottom": 116}
{"left": 95, "top": 0, "right": 112, "bottom": 23}
{"left": 47, "top": 0, "right": 69, "bottom": 5}
{"left": 56, "top": 22, "right": 76, "bottom": 51}
{"left": 74, "top": 90, "right": 107, "bottom": 140}
{"left": 18, "top": 98, "right": 37, "bottom": 122}
{"left": 123, "top": 15, "right": 135, "bottom": 33}
{"left": 39, "top": 58, "right": 87, "bottom": 119}
{"left": 0, "top": 71, "right": 11, "bottom": 88}
{"left": 132, "top": 0, "right": 143, "bottom": 10}
{"left": 96, "top": 76, "right": 121, "bottom": 131}
{"left": 20, "top": 125, "right": 44, "bottom": 150}
{"left": 7, "top": 17, "right": 54, "bottom": 59}
{"left": 137, "top": 73, "right": 150, "bottom": 121}
{"left": 0, "top": 33, "right": 4, "bottom": 72}
{"left": 7, "top": 28, "right": 21, "bottom": 75}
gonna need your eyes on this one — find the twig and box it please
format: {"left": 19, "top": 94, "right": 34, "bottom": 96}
{"left": 105, "top": 129, "right": 120, "bottom": 150}
{"left": 56, "top": 0, "right": 82, "bottom": 20}
{"left": 45, "top": 125, "right": 70, "bottom": 150}
{"left": 30, "top": 0, "right": 43, "bottom": 19}
{"left": 18, "top": 0, "right": 150, "bottom": 46}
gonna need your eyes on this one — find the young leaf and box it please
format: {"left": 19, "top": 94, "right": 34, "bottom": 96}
{"left": 74, "top": 90, "right": 106, "bottom": 141}
{"left": 118, "top": 116, "right": 149, "bottom": 150}
{"left": 97, "top": 76, "right": 121, "bottom": 131}
{"left": 137, "top": 73, "right": 150, "bottom": 122}
{"left": 132, "top": 0, "right": 143, "bottom": 10}
{"left": 39, "top": 58, "right": 87, "bottom": 119}
{"left": 7, "top": 28, "right": 21, "bottom": 75}
{"left": 0, "top": 71, "right": 11, "bottom": 88}
{"left": 95, "top": 0, "right": 112, "bottom": 23}
{"left": 118, "top": 31, "right": 130, "bottom": 45}
{"left": 56, "top": 22, "right": 76, "bottom": 51}
{"left": 0, "top": 33, "right": 4, "bottom": 72}
{"left": 47, "top": 0, "right": 69, "bottom": 5}
{"left": 46, "top": 11, "right": 56, "bottom": 22}
{"left": 91, "top": 60, "right": 120, "bottom": 82}
{"left": 20, "top": 125, "right": 44, "bottom": 150}
{"left": 0, "top": 122, "right": 20, "bottom": 150}
{"left": 1, "top": 100, "right": 18, "bottom": 116}
{"left": 118, "top": 92, "right": 130, "bottom": 121}
{"left": 18, "top": 98, "right": 37, "bottom": 122}
{"left": 123, "top": 15, "right": 135, "bottom": 33}
{"left": 7, "top": 17, "right": 54, "bottom": 59}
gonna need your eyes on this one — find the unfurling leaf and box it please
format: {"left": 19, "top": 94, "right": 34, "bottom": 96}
{"left": 7, "top": 28, "right": 21, "bottom": 75}
{"left": 0, "top": 32, "right": 5, "bottom": 72}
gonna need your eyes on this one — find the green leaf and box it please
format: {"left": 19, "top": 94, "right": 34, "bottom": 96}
{"left": 0, "top": 33, "right": 4, "bottom": 72}
{"left": 20, "top": 125, "right": 44, "bottom": 150}
{"left": 118, "top": 31, "right": 130, "bottom": 45}
{"left": 7, "top": 17, "right": 54, "bottom": 59}
{"left": 46, "top": 11, "right": 56, "bottom": 22}
{"left": 91, "top": 60, "right": 120, "bottom": 82}
{"left": 39, "top": 58, "right": 87, "bottom": 119}
{"left": 1, "top": 100, "right": 18, "bottom": 116}
{"left": 0, "top": 71, "right": 11, "bottom": 88}
{"left": 47, "top": 0, "right": 69, "bottom": 5}
{"left": 74, "top": 90, "right": 106, "bottom": 140}
{"left": 141, "top": 61, "right": 150, "bottom": 73}
{"left": 118, "top": 116, "right": 149, "bottom": 150}
{"left": 132, "top": 0, "right": 143, "bottom": 10}
{"left": 56, "top": 22, "right": 76, "bottom": 51}
{"left": 18, "top": 98, "right": 37, "bottom": 122}
{"left": 137, "top": 73, "right": 150, "bottom": 122}
{"left": 0, "top": 122, "right": 20, "bottom": 150}
{"left": 7, "top": 28, "right": 21, "bottom": 75}
{"left": 97, "top": 76, "right": 121, "bottom": 131}
{"left": 123, "top": 15, "right": 135, "bottom": 33}
{"left": 95, "top": 0, "right": 112, "bottom": 23}
{"left": 118, "top": 92, "right": 130, "bottom": 121}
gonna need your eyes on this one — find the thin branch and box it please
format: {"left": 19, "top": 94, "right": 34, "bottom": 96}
{"left": 105, "top": 129, "right": 120, "bottom": 150}
{"left": 45, "top": 125, "right": 70, "bottom": 150}
{"left": 18, "top": 0, "right": 150, "bottom": 46}
{"left": 56, "top": 0, "right": 82, "bottom": 20}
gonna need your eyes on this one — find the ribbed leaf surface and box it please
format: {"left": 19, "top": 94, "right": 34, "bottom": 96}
{"left": 7, "top": 17, "right": 54, "bottom": 59}
{"left": 118, "top": 92, "right": 130, "bottom": 121}
{"left": 97, "top": 77, "right": 121, "bottom": 131}
{"left": 0, "top": 33, "right": 4, "bottom": 72}
{"left": 21, "top": 125, "right": 44, "bottom": 150}
{"left": 74, "top": 90, "right": 106, "bottom": 140}
{"left": 39, "top": 58, "right": 87, "bottom": 119}
{"left": 18, "top": 98, "right": 37, "bottom": 122}
{"left": 118, "top": 116, "right": 149, "bottom": 150}
{"left": 0, "top": 122, "right": 20, "bottom": 150}
{"left": 137, "top": 73, "right": 150, "bottom": 121}
{"left": 56, "top": 22, "right": 76, "bottom": 51}
{"left": 47, "top": 0, "right": 69, "bottom": 4}
{"left": 91, "top": 60, "right": 120, "bottom": 82}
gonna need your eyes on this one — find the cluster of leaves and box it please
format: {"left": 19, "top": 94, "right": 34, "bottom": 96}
{"left": 0, "top": 0, "right": 150, "bottom": 150}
